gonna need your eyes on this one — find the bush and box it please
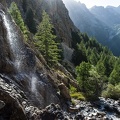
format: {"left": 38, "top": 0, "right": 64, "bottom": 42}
{"left": 102, "top": 83, "right": 120, "bottom": 100}
{"left": 70, "top": 92, "right": 85, "bottom": 101}
{"left": 70, "top": 86, "right": 85, "bottom": 101}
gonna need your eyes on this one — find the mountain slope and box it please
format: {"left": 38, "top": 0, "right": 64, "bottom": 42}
{"left": 63, "top": 0, "right": 120, "bottom": 56}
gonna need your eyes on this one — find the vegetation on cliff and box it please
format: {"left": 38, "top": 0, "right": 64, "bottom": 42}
{"left": 71, "top": 31, "right": 120, "bottom": 100}
{"left": 34, "top": 11, "right": 60, "bottom": 66}
{"left": 9, "top": 2, "right": 29, "bottom": 41}
{"left": 8, "top": 1, "right": 120, "bottom": 101}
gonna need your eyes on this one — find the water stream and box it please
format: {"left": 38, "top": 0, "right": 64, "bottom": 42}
{"left": 2, "top": 13, "right": 26, "bottom": 72}
{"left": 1, "top": 11, "right": 38, "bottom": 93}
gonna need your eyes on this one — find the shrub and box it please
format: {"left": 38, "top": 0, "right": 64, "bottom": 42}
{"left": 70, "top": 86, "right": 85, "bottom": 101}
{"left": 102, "top": 83, "right": 120, "bottom": 100}
{"left": 70, "top": 92, "right": 85, "bottom": 101}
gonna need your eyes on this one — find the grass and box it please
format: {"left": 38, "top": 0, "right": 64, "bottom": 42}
{"left": 70, "top": 92, "right": 85, "bottom": 101}
{"left": 70, "top": 85, "right": 85, "bottom": 101}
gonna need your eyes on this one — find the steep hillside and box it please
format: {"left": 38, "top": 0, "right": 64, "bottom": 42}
{"left": 6, "top": 0, "right": 79, "bottom": 61}
{"left": 90, "top": 6, "right": 120, "bottom": 55}
{"left": 63, "top": 0, "right": 120, "bottom": 56}
{"left": 0, "top": 0, "right": 120, "bottom": 119}
{"left": 62, "top": 0, "right": 111, "bottom": 45}
{"left": 0, "top": 1, "right": 80, "bottom": 119}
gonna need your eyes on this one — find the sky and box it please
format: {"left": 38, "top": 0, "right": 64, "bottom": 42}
{"left": 75, "top": 0, "right": 120, "bottom": 8}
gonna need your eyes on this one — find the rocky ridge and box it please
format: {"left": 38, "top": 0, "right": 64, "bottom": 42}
{"left": 63, "top": 0, "right": 120, "bottom": 56}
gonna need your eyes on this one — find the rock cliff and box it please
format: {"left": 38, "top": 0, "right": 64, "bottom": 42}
{"left": 0, "top": 2, "right": 62, "bottom": 119}
{"left": 0, "top": 1, "right": 80, "bottom": 118}
{"left": 0, "top": 1, "right": 120, "bottom": 120}
{"left": 6, "top": 0, "right": 78, "bottom": 48}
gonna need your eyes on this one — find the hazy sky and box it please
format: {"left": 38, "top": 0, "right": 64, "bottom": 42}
{"left": 75, "top": 0, "right": 120, "bottom": 8}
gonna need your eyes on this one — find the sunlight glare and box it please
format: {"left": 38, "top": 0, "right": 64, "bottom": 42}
{"left": 75, "top": 0, "right": 95, "bottom": 8}
{"left": 74, "top": 0, "right": 120, "bottom": 8}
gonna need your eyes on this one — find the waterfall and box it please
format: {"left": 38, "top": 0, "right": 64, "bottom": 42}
{"left": 2, "top": 13, "right": 26, "bottom": 72}
{"left": 1, "top": 11, "right": 38, "bottom": 93}
{"left": 0, "top": 7, "right": 60, "bottom": 109}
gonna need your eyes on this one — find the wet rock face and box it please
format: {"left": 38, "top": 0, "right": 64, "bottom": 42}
{"left": 58, "top": 83, "right": 71, "bottom": 100}
{"left": 0, "top": 0, "right": 6, "bottom": 7}
{"left": 40, "top": 104, "right": 63, "bottom": 120}
{"left": 6, "top": 0, "right": 75, "bottom": 61}
{"left": 1, "top": 0, "right": 61, "bottom": 107}
{"left": 0, "top": 2, "right": 60, "bottom": 112}
{"left": 0, "top": 9, "right": 14, "bottom": 73}
{"left": 0, "top": 78, "right": 27, "bottom": 120}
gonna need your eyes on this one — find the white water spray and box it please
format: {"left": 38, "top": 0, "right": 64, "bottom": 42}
{"left": 1, "top": 12, "right": 38, "bottom": 93}
{"left": 31, "top": 74, "right": 37, "bottom": 93}
{"left": 2, "top": 13, "right": 26, "bottom": 72}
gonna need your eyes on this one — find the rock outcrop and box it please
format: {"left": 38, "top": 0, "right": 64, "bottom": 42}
{"left": 6, "top": 0, "right": 78, "bottom": 47}
{"left": 0, "top": 1, "right": 120, "bottom": 120}
{"left": 6, "top": 0, "right": 80, "bottom": 60}
{"left": 0, "top": 1, "right": 60, "bottom": 111}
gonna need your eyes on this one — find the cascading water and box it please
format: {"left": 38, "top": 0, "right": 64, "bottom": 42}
{"left": 0, "top": 9, "right": 59, "bottom": 108}
{"left": 1, "top": 11, "right": 38, "bottom": 93}
{"left": 2, "top": 13, "right": 26, "bottom": 72}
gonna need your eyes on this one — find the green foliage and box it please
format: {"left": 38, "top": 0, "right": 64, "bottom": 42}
{"left": 109, "top": 61, "right": 120, "bottom": 85}
{"left": 71, "top": 31, "right": 82, "bottom": 49}
{"left": 71, "top": 20, "right": 120, "bottom": 101}
{"left": 70, "top": 86, "right": 85, "bottom": 101}
{"left": 76, "top": 62, "right": 104, "bottom": 100}
{"left": 76, "top": 62, "right": 91, "bottom": 92}
{"left": 72, "top": 41, "right": 87, "bottom": 66}
{"left": 25, "top": 8, "right": 36, "bottom": 34}
{"left": 96, "top": 60, "right": 106, "bottom": 76}
{"left": 87, "top": 66, "right": 104, "bottom": 100}
{"left": 22, "top": 0, "right": 27, "bottom": 12}
{"left": 9, "top": 2, "right": 29, "bottom": 41}
{"left": 102, "top": 84, "right": 120, "bottom": 100}
{"left": 70, "top": 92, "right": 85, "bottom": 101}
{"left": 72, "top": 31, "right": 120, "bottom": 84}
{"left": 70, "top": 85, "right": 77, "bottom": 93}
{"left": 34, "top": 11, "right": 60, "bottom": 66}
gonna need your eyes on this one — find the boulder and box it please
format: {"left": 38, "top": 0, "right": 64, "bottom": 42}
{"left": 0, "top": 90, "right": 27, "bottom": 120}
{"left": 0, "top": 100, "right": 5, "bottom": 109}
{"left": 58, "top": 83, "right": 71, "bottom": 100}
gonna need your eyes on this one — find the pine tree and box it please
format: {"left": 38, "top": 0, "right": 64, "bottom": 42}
{"left": 34, "top": 11, "right": 60, "bottom": 66}
{"left": 76, "top": 62, "right": 104, "bottom": 100}
{"left": 9, "top": 2, "right": 29, "bottom": 41}
{"left": 109, "top": 59, "right": 120, "bottom": 85}
{"left": 76, "top": 62, "right": 91, "bottom": 92}
{"left": 96, "top": 60, "right": 106, "bottom": 75}
{"left": 25, "top": 8, "right": 36, "bottom": 34}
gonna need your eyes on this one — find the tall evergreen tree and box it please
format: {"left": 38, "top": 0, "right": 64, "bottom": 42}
{"left": 76, "top": 62, "right": 104, "bottom": 100}
{"left": 34, "top": 11, "right": 60, "bottom": 66}
{"left": 76, "top": 62, "right": 91, "bottom": 92}
{"left": 109, "top": 59, "right": 120, "bottom": 85}
{"left": 9, "top": 2, "right": 29, "bottom": 41}
{"left": 25, "top": 8, "right": 36, "bottom": 34}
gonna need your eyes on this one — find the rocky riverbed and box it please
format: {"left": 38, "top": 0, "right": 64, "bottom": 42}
{"left": 72, "top": 98, "right": 120, "bottom": 120}
{"left": 39, "top": 97, "right": 120, "bottom": 120}
{"left": 0, "top": 75, "right": 119, "bottom": 120}
{"left": 26, "top": 98, "right": 120, "bottom": 120}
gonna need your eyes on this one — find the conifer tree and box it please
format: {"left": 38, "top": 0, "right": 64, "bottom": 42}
{"left": 109, "top": 59, "right": 120, "bottom": 85}
{"left": 9, "top": 2, "right": 29, "bottom": 41}
{"left": 34, "top": 11, "right": 60, "bottom": 66}
{"left": 76, "top": 62, "right": 91, "bottom": 92}
{"left": 25, "top": 8, "right": 36, "bottom": 34}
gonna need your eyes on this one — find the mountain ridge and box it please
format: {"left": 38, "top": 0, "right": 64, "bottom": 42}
{"left": 63, "top": 0, "right": 120, "bottom": 56}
